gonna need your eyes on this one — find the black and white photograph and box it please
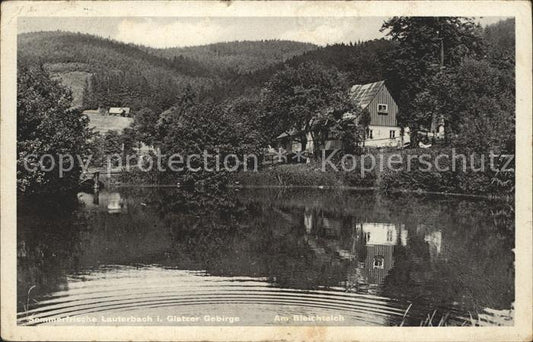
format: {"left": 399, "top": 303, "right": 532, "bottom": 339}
{"left": 1, "top": 1, "right": 531, "bottom": 341}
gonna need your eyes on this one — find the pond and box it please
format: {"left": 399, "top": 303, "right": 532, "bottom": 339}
{"left": 16, "top": 188, "right": 514, "bottom": 326}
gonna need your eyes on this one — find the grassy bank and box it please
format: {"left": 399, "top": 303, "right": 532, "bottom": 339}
{"left": 232, "top": 147, "right": 514, "bottom": 198}
{"left": 378, "top": 147, "right": 514, "bottom": 197}
{"left": 231, "top": 162, "right": 376, "bottom": 188}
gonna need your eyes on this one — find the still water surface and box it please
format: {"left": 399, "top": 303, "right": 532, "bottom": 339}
{"left": 17, "top": 188, "right": 514, "bottom": 326}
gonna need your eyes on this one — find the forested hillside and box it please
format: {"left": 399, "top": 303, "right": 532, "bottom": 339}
{"left": 149, "top": 40, "right": 317, "bottom": 74}
{"left": 216, "top": 39, "right": 395, "bottom": 100}
{"left": 18, "top": 32, "right": 224, "bottom": 111}
{"left": 18, "top": 33, "right": 318, "bottom": 112}
{"left": 222, "top": 18, "right": 514, "bottom": 99}
{"left": 18, "top": 19, "right": 514, "bottom": 113}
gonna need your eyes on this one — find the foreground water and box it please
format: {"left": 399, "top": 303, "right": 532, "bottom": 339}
{"left": 17, "top": 188, "right": 514, "bottom": 326}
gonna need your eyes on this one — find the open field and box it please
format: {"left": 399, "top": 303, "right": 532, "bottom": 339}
{"left": 83, "top": 110, "right": 133, "bottom": 133}
{"left": 50, "top": 69, "right": 91, "bottom": 108}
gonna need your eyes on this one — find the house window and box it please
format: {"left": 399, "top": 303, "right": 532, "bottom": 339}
{"left": 387, "top": 229, "right": 393, "bottom": 242}
{"left": 367, "top": 128, "right": 373, "bottom": 139}
{"left": 373, "top": 256, "right": 385, "bottom": 269}
{"left": 377, "top": 104, "right": 388, "bottom": 114}
{"left": 389, "top": 130, "right": 396, "bottom": 138}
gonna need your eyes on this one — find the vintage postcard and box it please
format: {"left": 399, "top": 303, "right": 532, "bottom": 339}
{"left": 1, "top": 1, "right": 531, "bottom": 341}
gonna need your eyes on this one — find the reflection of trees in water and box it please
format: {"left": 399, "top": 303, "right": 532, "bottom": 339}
{"left": 17, "top": 193, "right": 86, "bottom": 311}
{"left": 379, "top": 196, "right": 514, "bottom": 317}
{"left": 157, "top": 191, "right": 350, "bottom": 289}
{"left": 239, "top": 189, "right": 514, "bottom": 312}
{"left": 100, "top": 188, "right": 352, "bottom": 289}
{"left": 17, "top": 188, "right": 514, "bottom": 317}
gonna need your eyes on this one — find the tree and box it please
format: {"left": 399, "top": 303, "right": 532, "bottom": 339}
{"left": 308, "top": 105, "right": 367, "bottom": 156}
{"left": 81, "top": 77, "right": 97, "bottom": 110}
{"left": 17, "top": 65, "right": 92, "bottom": 194}
{"left": 133, "top": 107, "right": 160, "bottom": 146}
{"left": 483, "top": 18, "right": 515, "bottom": 71}
{"left": 153, "top": 92, "right": 262, "bottom": 187}
{"left": 103, "top": 131, "right": 123, "bottom": 156}
{"left": 380, "top": 17, "right": 484, "bottom": 143}
{"left": 353, "top": 109, "right": 371, "bottom": 151}
{"left": 88, "top": 129, "right": 137, "bottom": 168}
{"left": 260, "top": 62, "right": 359, "bottom": 156}
{"left": 121, "top": 127, "right": 137, "bottom": 156}
{"left": 222, "top": 96, "right": 266, "bottom": 156}
{"left": 413, "top": 58, "right": 514, "bottom": 152}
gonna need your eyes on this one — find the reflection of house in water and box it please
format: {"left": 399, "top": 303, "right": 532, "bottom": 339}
{"left": 302, "top": 208, "right": 408, "bottom": 288}
{"left": 77, "top": 191, "right": 127, "bottom": 214}
{"left": 360, "top": 222, "right": 407, "bottom": 286}
{"left": 301, "top": 208, "right": 446, "bottom": 296}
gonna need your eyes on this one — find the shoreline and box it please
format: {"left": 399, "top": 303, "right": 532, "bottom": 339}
{"left": 81, "top": 182, "right": 512, "bottom": 202}
{"left": 226, "top": 184, "right": 511, "bottom": 201}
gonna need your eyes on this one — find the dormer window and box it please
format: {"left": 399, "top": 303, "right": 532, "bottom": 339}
{"left": 377, "top": 104, "right": 388, "bottom": 114}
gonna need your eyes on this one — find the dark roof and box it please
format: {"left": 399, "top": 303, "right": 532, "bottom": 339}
{"left": 349, "top": 81, "right": 385, "bottom": 109}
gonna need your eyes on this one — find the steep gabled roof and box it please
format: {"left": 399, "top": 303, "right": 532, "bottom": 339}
{"left": 349, "top": 80, "right": 385, "bottom": 109}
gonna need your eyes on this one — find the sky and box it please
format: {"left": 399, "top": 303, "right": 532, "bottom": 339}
{"left": 18, "top": 16, "right": 509, "bottom": 48}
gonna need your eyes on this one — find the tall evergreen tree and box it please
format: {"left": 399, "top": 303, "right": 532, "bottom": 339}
{"left": 380, "top": 17, "right": 484, "bottom": 142}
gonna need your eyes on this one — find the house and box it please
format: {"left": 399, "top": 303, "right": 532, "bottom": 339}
{"left": 348, "top": 80, "right": 408, "bottom": 148}
{"left": 108, "top": 107, "right": 131, "bottom": 116}
{"left": 276, "top": 80, "right": 409, "bottom": 153}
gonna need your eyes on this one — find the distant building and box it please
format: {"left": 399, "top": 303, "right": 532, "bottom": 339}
{"left": 108, "top": 107, "right": 131, "bottom": 116}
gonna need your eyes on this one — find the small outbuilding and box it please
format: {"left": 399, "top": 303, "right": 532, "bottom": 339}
{"left": 108, "top": 107, "right": 131, "bottom": 116}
